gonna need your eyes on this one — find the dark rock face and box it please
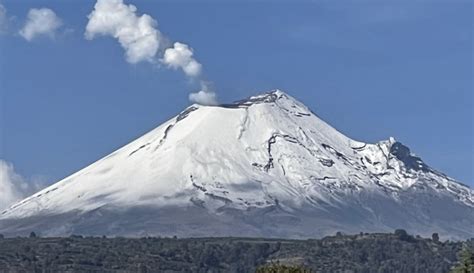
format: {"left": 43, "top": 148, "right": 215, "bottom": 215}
{"left": 176, "top": 106, "right": 199, "bottom": 122}
{"left": 390, "top": 142, "right": 430, "bottom": 172}
{"left": 221, "top": 91, "right": 283, "bottom": 108}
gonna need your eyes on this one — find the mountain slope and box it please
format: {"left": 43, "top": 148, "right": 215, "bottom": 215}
{"left": 1, "top": 90, "right": 472, "bottom": 239}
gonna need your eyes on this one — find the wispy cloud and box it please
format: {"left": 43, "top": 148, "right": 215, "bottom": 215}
{"left": 0, "top": 3, "right": 9, "bottom": 34}
{"left": 19, "top": 8, "right": 62, "bottom": 41}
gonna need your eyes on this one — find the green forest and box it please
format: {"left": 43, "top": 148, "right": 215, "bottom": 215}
{"left": 0, "top": 231, "right": 472, "bottom": 273}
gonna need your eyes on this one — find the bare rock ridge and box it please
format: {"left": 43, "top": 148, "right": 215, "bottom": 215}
{"left": 0, "top": 90, "right": 472, "bottom": 239}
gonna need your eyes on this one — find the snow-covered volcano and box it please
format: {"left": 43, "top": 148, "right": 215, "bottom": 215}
{"left": 1, "top": 90, "right": 472, "bottom": 239}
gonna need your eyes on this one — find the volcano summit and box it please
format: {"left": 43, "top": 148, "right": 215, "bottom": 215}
{"left": 1, "top": 90, "right": 472, "bottom": 239}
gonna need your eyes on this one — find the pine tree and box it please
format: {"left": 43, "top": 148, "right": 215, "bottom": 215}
{"left": 451, "top": 244, "right": 474, "bottom": 273}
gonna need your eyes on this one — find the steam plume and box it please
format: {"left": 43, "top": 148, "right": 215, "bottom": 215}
{"left": 189, "top": 82, "right": 218, "bottom": 106}
{"left": 85, "top": 0, "right": 218, "bottom": 105}
{"left": 162, "top": 42, "right": 202, "bottom": 78}
{"left": 85, "top": 0, "right": 161, "bottom": 64}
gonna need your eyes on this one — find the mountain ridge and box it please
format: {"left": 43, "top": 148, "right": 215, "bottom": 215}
{"left": 1, "top": 90, "right": 472, "bottom": 239}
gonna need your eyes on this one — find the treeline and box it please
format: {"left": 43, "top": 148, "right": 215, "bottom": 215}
{"left": 0, "top": 230, "right": 471, "bottom": 273}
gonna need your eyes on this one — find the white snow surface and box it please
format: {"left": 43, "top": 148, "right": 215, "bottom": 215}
{"left": 1, "top": 90, "right": 472, "bottom": 238}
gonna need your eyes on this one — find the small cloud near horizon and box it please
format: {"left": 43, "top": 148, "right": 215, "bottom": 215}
{"left": 0, "top": 159, "right": 49, "bottom": 211}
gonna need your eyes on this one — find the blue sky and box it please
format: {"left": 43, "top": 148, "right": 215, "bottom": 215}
{"left": 0, "top": 0, "right": 472, "bottom": 188}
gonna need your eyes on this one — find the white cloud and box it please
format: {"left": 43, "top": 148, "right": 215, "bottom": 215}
{"left": 85, "top": 0, "right": 162, "bottom": 64}
{"left": 0, "top": 160, "right": 29, "bottom": 210}
{"left": 162, "top": 42, "right": 202, "bottom": 78}
{"left": 19, "top": 8, "right": 62, "bottom": 41}
{"left": 0, "top": 160, "right": 48, "bottom": 211}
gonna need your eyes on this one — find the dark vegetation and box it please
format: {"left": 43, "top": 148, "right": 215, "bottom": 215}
{"left": 0, "top": 231, "right": 471, "bottom": 273}
{"left": 451, "top": 244, "right": 474, "bottom": 273}
{"left": 256, "top": 263, "right": 312, "bottom": 273}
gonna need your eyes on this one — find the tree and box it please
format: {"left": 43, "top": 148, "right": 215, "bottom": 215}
{"left": 432, "top": 233, "right": 440, "bottom": 243}
{"left": 255, "top": 263, "right": 312, "bottom": 273}
{"left": 29, "top": 232, "right": 37, "bottom": 238}
{"left": 451, "top": 244, "right": 474, "bottom": 273}
{"left": 394, "top": 229, "right": 411, "bottom": 242}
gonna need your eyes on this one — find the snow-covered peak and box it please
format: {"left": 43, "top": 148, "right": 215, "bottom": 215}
{"left": 244, "top": 89, "right": 287, "bottom": 100}
{"left": 0, "top": 89, "right": 472, "bottom": 239}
